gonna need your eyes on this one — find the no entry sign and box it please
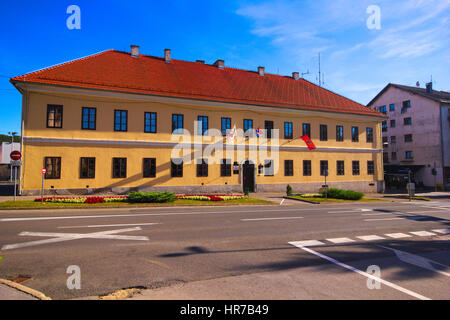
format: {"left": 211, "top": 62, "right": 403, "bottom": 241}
{"left": 10, "top": 150, "right": 22, "bottom": 161}
{"left": 42, "top": 168, "right": 47, "bottom": 175}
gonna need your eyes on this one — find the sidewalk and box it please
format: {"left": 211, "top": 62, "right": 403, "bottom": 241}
{"left": 0, "top": 283, "right": 37, "bottom": 300}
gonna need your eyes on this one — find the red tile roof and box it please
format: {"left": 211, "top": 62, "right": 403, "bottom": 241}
{"left": 11, "top": 49, "right": 383, "bottom": 117}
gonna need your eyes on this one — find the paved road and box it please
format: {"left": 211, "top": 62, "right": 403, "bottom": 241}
{"left": 0, "top": 200, "right": 448, "bottom": 299}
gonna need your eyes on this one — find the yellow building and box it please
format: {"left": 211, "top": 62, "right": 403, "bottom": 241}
{"left": 11, "top": 47, "right": 385, "bottom": 195}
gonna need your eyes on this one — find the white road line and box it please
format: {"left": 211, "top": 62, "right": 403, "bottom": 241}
{"left": 289, "top": 240, "right": 324, "bottom": 247}
{"left": 385, "top": 233, "right": 412, "bottom": 239}
{"left": 356, "top": 235, "right": 385, "bottom": 241}
{"left": 58, "top": 222, "right": 160, "bottom": 229}
{"left": 432, "top": 229, "right": 450, "bottom": 234}
{"left": 327, "top": 210, "right": 361, "bottom": 213}
{"left": 280, "top": 199, "right": 285, "bottom": 205}
{"left": 241, "top": 217, "right": 304, "bottom": 221}
{"left": 289, "top": 242, "right": 431, "bottom": 300}
{"left": 406, "top": 210, "right": 450, "bottom": 214}
{"left": 361, "top": 213, "right": 393, "bottom": 216}
{"left": 410, "top": 231, "right": 436, "bottom": 237}
{"left": 365, "top": 218, "right": 404, "bottom": 221}
{"left": 326, "top": 237, "right": 355, "bottom": 244}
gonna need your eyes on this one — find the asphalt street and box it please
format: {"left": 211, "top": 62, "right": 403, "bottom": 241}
{"left": 0, "top": 199, "right": 448, "bottom": 299}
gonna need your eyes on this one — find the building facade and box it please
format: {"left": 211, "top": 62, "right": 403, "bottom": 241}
{"left": 368, "top": 83, "right": 450, "bottom": 191}
{"left": 11, "top": 47, "right": 385, "bottom": 195}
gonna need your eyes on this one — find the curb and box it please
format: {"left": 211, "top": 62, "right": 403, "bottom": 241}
{"left": 284, "top": 196, "right": 320, "bottom": 204}
{"left": 0, "top": 278, "right": 51, "bottom": 300}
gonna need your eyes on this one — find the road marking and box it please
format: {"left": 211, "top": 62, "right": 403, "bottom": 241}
{"left": 364, "top": 217, "right": 404, "bottom": 221}
{"left": 432, "top": 229, "right": 450, "bottom": 234}
{"left": 289, "top": 240, "right": 324, "bottom": 247}
{"left": 327, "top": 210, "right": 361, "bottom": 213}
{"left": 360, "top": 209, "right": 373, "bottom": 212}
{"left": 289, "top": 242, "right": 431, "bottom": 300}
{"left": 280, "top": 199, "right": 285, "bottom": 205}
{"left": 410, "top": 231, "right": 436, "bottom": 237}
{"left": 361, "top": 212, "right": 393, "bottom": 216}
{"left": 326, "top": 237, "right": 355, "bottom": 244}
{"left": 241, "top": 216, "right": 304, "bottom": 221}
{"left": 356, "top": 235, "right": 385, "bottom": 241}
{"left": 1, "top": 227, "right": 149, "bottom": 251}
{"left": 58, "top": 222, "right": 160, "bottom": 229}
{"left": 385, "top": 233, "right": 411, "bottom": 239}
{"left": 406, "top": 210, "right": 450, "bottom": 214}
{"left": 378, "top": 245, "right": 450, "bottom": 277}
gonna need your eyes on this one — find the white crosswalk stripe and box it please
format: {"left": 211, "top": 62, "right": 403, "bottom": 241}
{"left": 410, "top": 231, "right": 436, "bottom": 237}
{"left": 385, "top": 233, "right": 411, "bottom": 239}
{"left": 356, "top": 235, "right": 385, "bottom": 241}
{"left": 326, "top": 237, "right": 355, "bottom": 244}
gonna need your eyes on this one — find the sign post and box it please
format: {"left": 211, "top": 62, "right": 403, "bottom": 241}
{"left": 41, "top": 168, "right": 46, "bottom": 203}
{"left": 10, "top": 151, "right": 22, "bottom": 202}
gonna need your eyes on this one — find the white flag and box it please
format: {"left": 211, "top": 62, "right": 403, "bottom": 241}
{"left": 227, "top": 125, "right": 237, "bottom": 141}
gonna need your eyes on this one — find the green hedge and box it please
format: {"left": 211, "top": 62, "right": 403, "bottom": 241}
{"left": 320, "top": 188, "right": 363, "bottom": 200}
{"left": 127, "top": 191, "right": 176, "bottom": 203}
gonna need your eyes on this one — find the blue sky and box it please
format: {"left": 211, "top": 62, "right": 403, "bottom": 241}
{"left": 1, "top": 0, "right": 449, "bottom": 134}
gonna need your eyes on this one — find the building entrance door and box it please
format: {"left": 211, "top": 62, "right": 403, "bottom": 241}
{"left": 242, "top": 161, "right": 255, "bottom": 193}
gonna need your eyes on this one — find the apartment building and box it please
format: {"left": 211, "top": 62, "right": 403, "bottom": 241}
{"left": 368, "top": 83, "right": 450, "bottom": 191}
{"left": 11, "top": 46, "right": 385, "bottom": 195}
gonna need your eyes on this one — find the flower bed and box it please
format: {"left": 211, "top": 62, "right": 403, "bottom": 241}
{"left": 34, "top": 196, "right": 128, "bottom": 203}
{"left": 175, "top": 195, "right": 245, "bottom": 201}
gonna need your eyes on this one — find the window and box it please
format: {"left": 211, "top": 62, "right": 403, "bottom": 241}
{"left": 265, "top": 121, "right": 274, "bottom": 139}
{"left": 264, "top": 159, "right": 274, "bottom": 176}
{"left": 382, "top": 137, "right": 388, "bottom": 145}
{"left": 366, "top": 128, "right": 373, "bottom": 143}
{"left": 404, "top": 117, "right": 412, "bottom": 125}
{"left": 233, "top": 162, "right": 239, "bottom": 175}
{"left": 302, "top": 123, "right": 311, "bottom": 137}
{"left": 112, "top": 158, "right": 127, "bottom": 178}
{"left": 196, "top": 159, "right": 208, "bottom": 177}
{"left": 144, "top": 112, "right": 157, "bottom": 133}
{"left": 390, "top": 120, "right": 396, "bottom": 128}
{"left": 80, "top": 157, "right": 95, "bottom": 179}
{"left": 401, "top": 101, "right": 411, "bottom": 113}
{"left": 171, "top": 158, "right": 183, "bottom": 177}
{"left": 44, "top": 157, "right": 61, "bottom": 179}
{"left": 389, "top": 104, "right": 395, "bottom": 112}
{"left": 47, "top": 105, "right": 63, "bottom": 128}
{"left": 391, "top": 136, "right": 396, "bottom": 144}
{"left": 243, "top": 119, "right": 253, "bottom": 135}
{"left": 337, "top": 161, "right": 345, "bottom": 176}
{"left": 405, "top": 151, "right": 413, "bottom": 159}
{"left": 404, "top": 134, "right": 413, "bottom": 142}
{"left": 320, "top": 124, "right": 328, "bottom": 141}
{"left": 284, "top": 122, "right": 293, "bottom": 139}
{"left": 352, "top": 126, "right": 359, "bottom": 142}
{"left": 303, "top": 160, "right": 311, "bottom": 176}
{"left": 172, "top": 114, "right": 184, "bottom": 134}
{"left": 379, "top": 105, "right": 387, "bottom": 114}
{"left": 114, "top": 110, "right": 127, "bottom": 131}
{"left": 143, "top": 158, "right": 156, "bottom": 178}
{"left": 382, "top": 121, "right": 388, "bottom": 132}
{"left": 367, "top": 161, "right": 375, "bottom": 175}
{"left": 383, "top": 152, "right": 389, "bottom": 163}
{"left": 197, "top": 116, "right": 208, "bottom": 135}
{"left": 352, "top": 161, "right": 360, "bottom": 175}
{"left": 320, "top": 160, "right": 328, "bottom": 176}
{"left": 392, "top": 152, "right": 397, "bottom": 160}
{"left": 220, "top": 159, "right": 231, "bottom": 177}
{"left": 82, "top": 107, "right": 96, "bottom": 130}
{"left": 284, "top": 160, "right": 293, "bottom": 176}
{"left": 221, "top": 117, "right": 231, "bottom": 136}
{"left": 336, "top": 125, "right": 344, "bottom": 141}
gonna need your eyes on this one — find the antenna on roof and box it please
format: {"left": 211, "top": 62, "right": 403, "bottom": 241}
{"left": 318, "top": 52, "right": 322, "bottom": 87}
{"left": 301, "top": 70, "right": 310, "bottom": 78}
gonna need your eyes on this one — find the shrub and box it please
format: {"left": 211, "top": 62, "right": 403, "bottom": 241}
{"left": 286, "top": 184, "right": 293, "bottom": 196}
{"left": 320, "top": 188, "right": 363, "bottom": 200}
{"left": 244, "top": 188, "right": 249, "bottom": 196}
{"left": 127, "top": 191, "right": 175, "bottom": 203}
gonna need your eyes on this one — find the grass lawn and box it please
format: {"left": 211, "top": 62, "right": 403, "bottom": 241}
{"left": 287, "top": 196, "right": 386, "bottom": 203}
{"left": 0, "top": 197, "right": 274, "bottom": 209}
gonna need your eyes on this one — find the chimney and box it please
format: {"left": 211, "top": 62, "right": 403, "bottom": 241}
{"left": 426, "top": 82, "right": 432, "bottom": 93}
{"left": 130, "top": 45, "right": 140, "bottom": 57}
{"left": 213, "top": 59, "right": 225, "bottom": 69}
{"left": 164, "top": 49, "right": 171, "bottom": 63}
{"left": 292, "top": 72, "right": 300, "bottom": 80}
{"left": 258, "top": 66, "right": 265, "bottom": 76}
{"left": 196, "top": 60, "right": 205, "bottom": 64}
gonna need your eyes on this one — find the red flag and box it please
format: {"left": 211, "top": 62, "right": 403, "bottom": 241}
{"left": 301, "top": 135, "right": 316, "bottom": 150}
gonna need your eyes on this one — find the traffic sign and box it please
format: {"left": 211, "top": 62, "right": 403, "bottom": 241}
{"left": 10, "top": 151, "right": 22, "bottom": 161}
{"left": 11, "top": 160, "right": 22, "bottom": 167}
{"left": 42, "top": 168, "right": 47, "bottom": 174}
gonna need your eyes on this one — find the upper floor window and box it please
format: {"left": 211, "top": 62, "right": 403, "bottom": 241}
{"left": 302, "top": 123, "right": 311, "bottom": 137}
{"left": 143, "top": 158, "right": 156, "bottom": 178}
{"left": 243, "top": 119, "right": 253, "bottom": 136}
{"left": 366, "top": 127, "right": 373, "bottom": 143}
{"left": 198, "top": 116, "right": 208, "bottom": 135}
{"left": 383, "top": 152, "right": 389, "bottom": 163}
{"left": 389, "top": 104, "right": 395, "bottom": 112}
{"left": 336, "top": 125, "right": 344, "bottom": 141}
{"left": 391, "top": 136, "right": 396, "bottom": 144}
{"left": 320, "top": 124, "right": 328, "bottom": 141}
{"left": 144, "top": 112, "right": 157, "bottom": 133}
{"left": 284, "top": 122, "right": 293, "bottom": 139}
{"left": 382, "top": 121, "right": 388, "bottom": 132}
{"left": 82, "top": 107, "right": 96, "bottom": 130}
{"left": 404, "top": 134, "right": 413, "bottom": 142}
{"left": 265, "top": 120, "right": 274, "bottom": 139}
{"left": 401, "top": 100, "right": 411, "bottom": 113}
{"left": 47, "top": 105, "right": 63, "bottom": 128}
{"left": 379, "top": 105, "right": 387, "bottom": 114}
{"left": 172, "top": 114, "right": 184, "bottom": 134}
{"left": 80, "top": 157, "right": 95, "bottom": 179}
{"left": 390, "top": 120, "right": 396, "bottom": 127}
{"left": 404, "top": 117, "right": 412, "bottom": 125}
{"left": 44, "top": 157, "right": 61, "bottom": 179}
{"left": 392, "top": 152, "right": 397, "bottom": 160}
{"left": 221, "top": 117, "right": 231, "bottom": 136}
{"left": 405, "top": 151, "right": 413, "bottom": 159}
{"left": 114, "top": 110, "right": 127, "bottom": 132}
{"left": 352, "top": 126, "right": 359, "bottom": 142}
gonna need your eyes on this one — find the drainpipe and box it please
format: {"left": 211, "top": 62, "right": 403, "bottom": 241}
{"left": 439, "top": 104, "right": 446, "bottom": 191}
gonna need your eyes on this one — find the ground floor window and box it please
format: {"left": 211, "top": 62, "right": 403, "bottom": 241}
{"left": 171, "top": 158, "right": 183, "bottom": 177}
{"left": 284, "top": 160, "right": 293, "bottom": 176}
{"left": 337, "top": 161, "right": 345, "bottom": 175}
{"left": 264, "top": 159, "right": 274, "bottom": 176}
{"left": 320, "top": 160, "right": 328, "bottom": 176}
{"left": 80, "top": 157, "right": 95, "bottom": 179}
{"left": 44, "top": 157, "right": 61, "bottom": 179}
{"left": 352, "top": 161, "right": 360, "bottom": 175}
{"left": 220, "top": 159, "right": 232, "bottom": 177}
{"left": 196, "top": 159, "right": 208, "bottom": 177}
{"left": 303, "top": 160, "right": 312, "bottom": 176}
{"left": 143, "top": 158, "right": 156, "bottom": 178}
{"left": 113, "top": 158, "right": 127, "bottom": 178}
{"left": 367, "top": 161, "right": 375, "bottom": 175}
